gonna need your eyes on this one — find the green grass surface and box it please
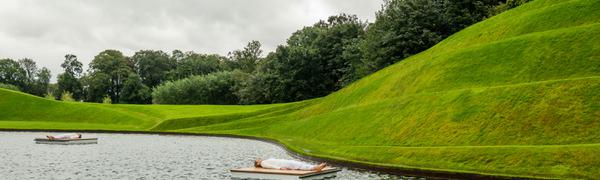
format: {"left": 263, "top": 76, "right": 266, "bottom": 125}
{"left": 1, "top": 0, "right": 599, "bottom": 178}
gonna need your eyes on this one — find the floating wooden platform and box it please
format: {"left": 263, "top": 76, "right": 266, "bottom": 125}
{"left": 34, "top": 138, "right": 98, "bottom": 145}
{"left": 231, "top": 167, "right": 340, "bottom": 180}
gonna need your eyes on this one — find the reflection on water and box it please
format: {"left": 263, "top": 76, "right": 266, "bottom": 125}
{"left": 0, "top": 132, "right": 418, "bottom": 179}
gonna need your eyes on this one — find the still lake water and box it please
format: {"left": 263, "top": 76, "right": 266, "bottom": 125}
{"left": 0, "top": 132, "right": 418, "bottom": 179}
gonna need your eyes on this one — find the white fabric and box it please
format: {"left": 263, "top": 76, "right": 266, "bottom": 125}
{"left": 51, "top": 133, "right": 80, "bottom": 139}
{"left": 260, "top": 158, "right": 315, "bottom": 170}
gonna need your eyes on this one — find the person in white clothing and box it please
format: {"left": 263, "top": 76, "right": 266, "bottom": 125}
{"left": 46, "top": 133, "right": 82, "bottom": 140}
{"left": 254, "top": 158, "right": 327, "bottom": 171}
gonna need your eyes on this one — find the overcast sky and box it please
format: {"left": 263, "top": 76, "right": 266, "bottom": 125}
{"left": 0, "top": 0, "right": 382, "bottom": 82}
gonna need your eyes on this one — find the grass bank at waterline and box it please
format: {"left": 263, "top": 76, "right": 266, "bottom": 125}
{"left": 1, "top": 0, "right": 599, "bottom": 178}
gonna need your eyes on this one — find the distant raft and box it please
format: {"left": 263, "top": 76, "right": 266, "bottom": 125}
{"left": 34, "top": 138, "right": 98, "bottom": 145}
{"left": 230, "top": 167, "right": 340, "bottom": 180}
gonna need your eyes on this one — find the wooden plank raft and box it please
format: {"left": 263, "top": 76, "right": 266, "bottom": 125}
{"left": 231, "top": 167, "right": 340, "bottom": 180}
{"left": 34, "top": 138, "right": 98, "bottom": 145}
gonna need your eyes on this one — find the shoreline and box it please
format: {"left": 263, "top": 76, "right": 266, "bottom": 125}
{"left": 0, "top": 128, "right": 545, "bottom": 180}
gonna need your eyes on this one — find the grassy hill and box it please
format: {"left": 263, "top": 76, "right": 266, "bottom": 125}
{"left": 1, "top": 0, "right": 599, "bottom": 178}
{"left": 0, "top": 89, "right": 289, "bottom": 130}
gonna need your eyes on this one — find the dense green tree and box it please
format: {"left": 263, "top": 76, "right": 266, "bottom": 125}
{"left": 173, "top": 52, "right": 224, "bottom": 79}
{"left": 18, "top": 58, "right": 52, "bottom": 96}
{"left": 88, "top": 50, "right": 133, "bottom": 103}
{"left": 448, "top": 0, "right": 507, "bottom": 30}
{"left": 228, "top": 40, "right": 263, "bottom": 73}
{"left": 132, "top": 50, "right": 175, "bottom": 88}
{"left": 82, "top": 72, "right": 111, "bottom": 103}
{"left": 18, "top": 58, "right": 37, "bottom": 86}
{"left": 239, "top": 14, "right": 366, "bottom": 104}
{"left": 46, "top": 83, "right": 59, "bottom": 99}
{"left": 0, "top": 59, "right": 27, "bottom": 89}
{"left": 61, "top": 54, "right": 83, "bottom": 75}
{"left": 235, "top": 70, "right": 279, "bottom": 104}
{"left": 171, "top": 50, "right": 185, "bottom": 62}
{"left": 0, "top": 58, "right": 51, "bottom": 96}
{"left": 119, "top": 73, "right": 151, "bottom": 104}
{"left": 57, "top": 54, "right": 83, "bottom": 100}
{"left": 32, "top": 67, "right": 51, "bottom": 96}
{"left": 360, "top": 0, "right": 451, "bottom": 73}
{"left": 57, "top": 73, "right": 81, "bottom": 100}
{"left": 313, "top": 14, "right": 367, "bottom": 90}
{"left": 152, "top": 71, "right": 241, "bottom": 104}
{"left": 360, "top": 0, "right": 503, "bottom": 74}
{"left": 263, "top": 45, "right": 326, "bottom": 103}
{"left": 37, "top": 67, "right": 51, "bottom": 86}
{"left": 491, "top": 0, "right": 531, "bottom": 15}
{"left": 339, "top": 38, "right": 364, "bottom": 87}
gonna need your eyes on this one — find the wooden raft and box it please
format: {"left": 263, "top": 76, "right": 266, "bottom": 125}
{"left": 230, "top": 167, "right": 340, "bottom": 180}
{"left": 34, "top": 138, "right": 98, "bottom": 145}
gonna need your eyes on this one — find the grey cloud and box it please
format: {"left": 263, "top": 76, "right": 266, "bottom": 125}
{"left": 0, "top": 0, "right": 382, "bottom": 82}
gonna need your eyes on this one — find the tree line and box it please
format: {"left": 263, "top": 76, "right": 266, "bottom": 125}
{"left": 0, "top": 58, "right": 51, "bottom": 96}
{"left": 0, "top": 0, "right": 529, "bottom": 104}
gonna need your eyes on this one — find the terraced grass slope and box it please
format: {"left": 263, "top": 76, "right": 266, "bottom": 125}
{"left": 268, "top": 0, "right": 600, "bottom": 147}
{"left": 1, "top": 0, "right": 599, "bottom": 178}
{"left": 179, "top": 0, "right": 600, "bottom": 178}
{"left": 0, "top": 89, "right": 293, "bottom": 131}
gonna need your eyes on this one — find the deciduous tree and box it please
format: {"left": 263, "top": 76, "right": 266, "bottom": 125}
{"left": 360, "top": 0, "right": 503, "bottom": 74}
{"left": 132, "top": 50, "right": 175, "bottom": 88}
{"left": 88, "top": 50, "right": 133, "bottom": 103}
{"left": 119, "top": 73, "right": 151, "bottom": 104}
{"left": 228, "top": 40, "right": 262, "bottom": 73}
{"left": 0, "top": 58, "right": 27, "bottom": 90}
{"left": 57, "top": 54, "right": 84, "bottom": 100}
{"left": 173, "top": 52, "right": 224, "bottom": 80}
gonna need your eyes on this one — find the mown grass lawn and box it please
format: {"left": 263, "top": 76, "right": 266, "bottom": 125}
{"left": 1, "top": 0, "right": 599, "bottom": 178}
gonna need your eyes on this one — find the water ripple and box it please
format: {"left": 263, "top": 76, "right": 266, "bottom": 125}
{"left": 0, "top": 132, "right": 418, "bottom": 180}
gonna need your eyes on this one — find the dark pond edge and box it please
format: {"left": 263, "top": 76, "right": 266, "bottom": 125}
{"left": 0, "top": 129, "right": 551, "bottom": 180}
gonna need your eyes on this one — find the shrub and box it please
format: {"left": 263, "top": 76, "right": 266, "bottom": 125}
{"left": 44, "top": 92, "right": 56, "bottom": 100}
{"left": 152, "top": 71, "right": 242, "bottom": 104}
{"left": 490, "top": 0, "right": 533, "bottom": 15}
{"left": 61, "top": 91, "right": 75, "bottom": 102}
{"left": 0, "top": 83, "right": 20, "bottom": 91}
{"left": 102, "top": 95, "right": 112, "bottom": 104}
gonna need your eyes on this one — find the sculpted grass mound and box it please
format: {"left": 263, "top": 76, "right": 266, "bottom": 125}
{"left": 1, "top": 0, "right": 599, "bottom": 178}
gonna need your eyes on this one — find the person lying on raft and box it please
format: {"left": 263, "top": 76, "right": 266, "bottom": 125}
{"left": 46, "top": 133, "right": 82, "bottom": 140}
{"left": 254, "top": 158, "right": 327, "bottom": 171}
